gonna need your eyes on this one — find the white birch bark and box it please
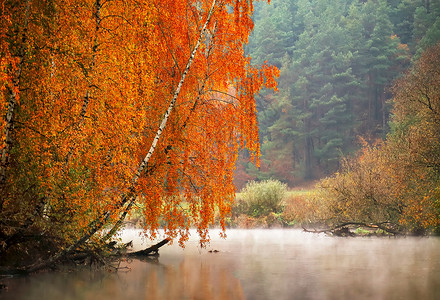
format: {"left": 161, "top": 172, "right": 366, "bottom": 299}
{"left": 131, "top": 0, "right": 217, "bottom": 186}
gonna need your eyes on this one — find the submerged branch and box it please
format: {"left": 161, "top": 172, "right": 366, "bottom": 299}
{"left": 126, "top": 238, "right": 170, "bottom": 257}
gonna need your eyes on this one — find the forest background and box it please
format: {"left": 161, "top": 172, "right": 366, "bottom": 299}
{"left": 237, "top": 0, "right": 439, "bottom": 185}
{"left": 233, "top": 0, "right": 440, "bottom": 235}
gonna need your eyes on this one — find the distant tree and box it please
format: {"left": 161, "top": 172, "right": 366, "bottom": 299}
{"left": 248, "top": 0, "right": 299, "bottom": 68}
{"left": 388, "top": 0, "right": 421, "bottom": 49}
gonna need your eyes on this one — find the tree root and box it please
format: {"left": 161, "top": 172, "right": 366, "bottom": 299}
{"left": 0, "top": 238, "right": 170, "bottom": 277}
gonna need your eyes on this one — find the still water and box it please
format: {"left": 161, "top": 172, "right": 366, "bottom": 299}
{"left": 1, "top": 229, "right": 440, "bottom": 300}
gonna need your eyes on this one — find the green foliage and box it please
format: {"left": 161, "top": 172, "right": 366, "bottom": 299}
{"left": 239, "top": 179, "right": 287, "bottom": 217}
{"left": 237, "top": 0, "right": 440, "bottom": 185}
{"left": 417, "top": 17, "right": 440, "bottom": 55}
{"left": 248, "top": 0, "right": 299, "bottom": 68}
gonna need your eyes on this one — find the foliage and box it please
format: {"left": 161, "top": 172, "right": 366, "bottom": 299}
{"left": 281, "top": 189, "right": 319, "bottom": 225}
{"left": 314, "top": 42, "right": 440, "bottom": 234}
{"left": 237, "top": 179, "right": 287, "bottom": 217}
{"left": 317, "top": 140, "right": 405, "bottom": 228}
{"left": 0, "top": 0, "right": 278, "bottom": 270}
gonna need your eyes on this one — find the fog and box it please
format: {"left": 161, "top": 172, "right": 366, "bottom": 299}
{"left": 3, "top": 229, "right": 440, "bottom": 300}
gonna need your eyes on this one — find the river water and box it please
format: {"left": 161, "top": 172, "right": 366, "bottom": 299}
{"left": 1, "top": 229, "right": 440, "bottom": 300}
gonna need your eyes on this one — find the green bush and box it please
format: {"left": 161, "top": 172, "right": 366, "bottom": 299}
{"left": 239, "top": 180, "right": 287, "bottom": 217}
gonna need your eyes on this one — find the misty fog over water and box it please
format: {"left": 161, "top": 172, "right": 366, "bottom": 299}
{"left": 2, "top": 229, "right": 440, "bottom": 300}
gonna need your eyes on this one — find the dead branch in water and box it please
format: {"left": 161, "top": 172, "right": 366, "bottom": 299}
{"left": 126, "top": 238, "right": 170, "bottom": 257}
{"left": 302, "top": 222, "right": 402, "bottom": 236}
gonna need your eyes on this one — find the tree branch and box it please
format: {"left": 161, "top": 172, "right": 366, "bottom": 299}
{"left": 127, "top": 238, "right": 170, "bottom": 256}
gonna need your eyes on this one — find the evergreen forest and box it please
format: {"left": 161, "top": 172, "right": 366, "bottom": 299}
{"left": 236, "top": 0, "right": 440, "bottom": 186}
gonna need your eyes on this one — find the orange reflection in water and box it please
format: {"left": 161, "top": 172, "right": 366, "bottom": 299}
{"left": 143, "top": 256, "right": 245, "bottom": 300}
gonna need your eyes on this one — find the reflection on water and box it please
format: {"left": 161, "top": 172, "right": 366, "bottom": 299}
{"left": 1, "top": 229, "right": 440, "bottom": 300}
{"left": 139, "top": 256, "right": 245, "bottom": 300}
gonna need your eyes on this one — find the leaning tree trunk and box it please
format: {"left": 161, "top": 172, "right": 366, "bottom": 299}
{"left": 101, "top": 0, "right": 218, "bottom": 242}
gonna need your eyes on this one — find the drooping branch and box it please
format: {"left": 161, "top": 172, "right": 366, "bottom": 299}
{"left": 64, "top": 0, "right": 102, "bottom": 169}
{"left": 80, "top": 0, "right": 101, "bottom": 120}
{"left": 131, "top": 0, "right": 217, "bottom": 187}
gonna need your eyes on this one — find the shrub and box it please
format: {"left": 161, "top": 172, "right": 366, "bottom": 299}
{"left": 282, "top": 194, "right": 311, "bottom": 225}
{"left": 239, "top": 179, "right": 287, "bottom": 217}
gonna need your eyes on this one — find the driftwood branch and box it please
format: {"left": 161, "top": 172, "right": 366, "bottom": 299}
{"left": 127, "top": 238, "right": 170, "bottom": 257}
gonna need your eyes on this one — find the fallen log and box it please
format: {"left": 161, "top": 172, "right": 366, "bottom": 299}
{"left": 127, "top": 238, "right": 170, "bottom": 257}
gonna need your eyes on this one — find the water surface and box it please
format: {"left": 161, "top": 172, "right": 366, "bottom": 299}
{"left": 1, "top": 229, "right": 440, "bottom": 299}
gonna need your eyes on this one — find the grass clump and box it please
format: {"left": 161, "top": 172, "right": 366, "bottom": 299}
{"left": 238, "top": 179, "right": 287, "bottom": 217}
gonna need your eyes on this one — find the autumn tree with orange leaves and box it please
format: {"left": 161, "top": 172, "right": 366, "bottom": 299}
{"left": 0, "top": 0, "right": 278, "bottom": 272}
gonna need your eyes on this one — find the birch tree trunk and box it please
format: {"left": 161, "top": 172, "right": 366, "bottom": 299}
{"left": 102, "top": 0, "right": 218, "bottom": 241}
